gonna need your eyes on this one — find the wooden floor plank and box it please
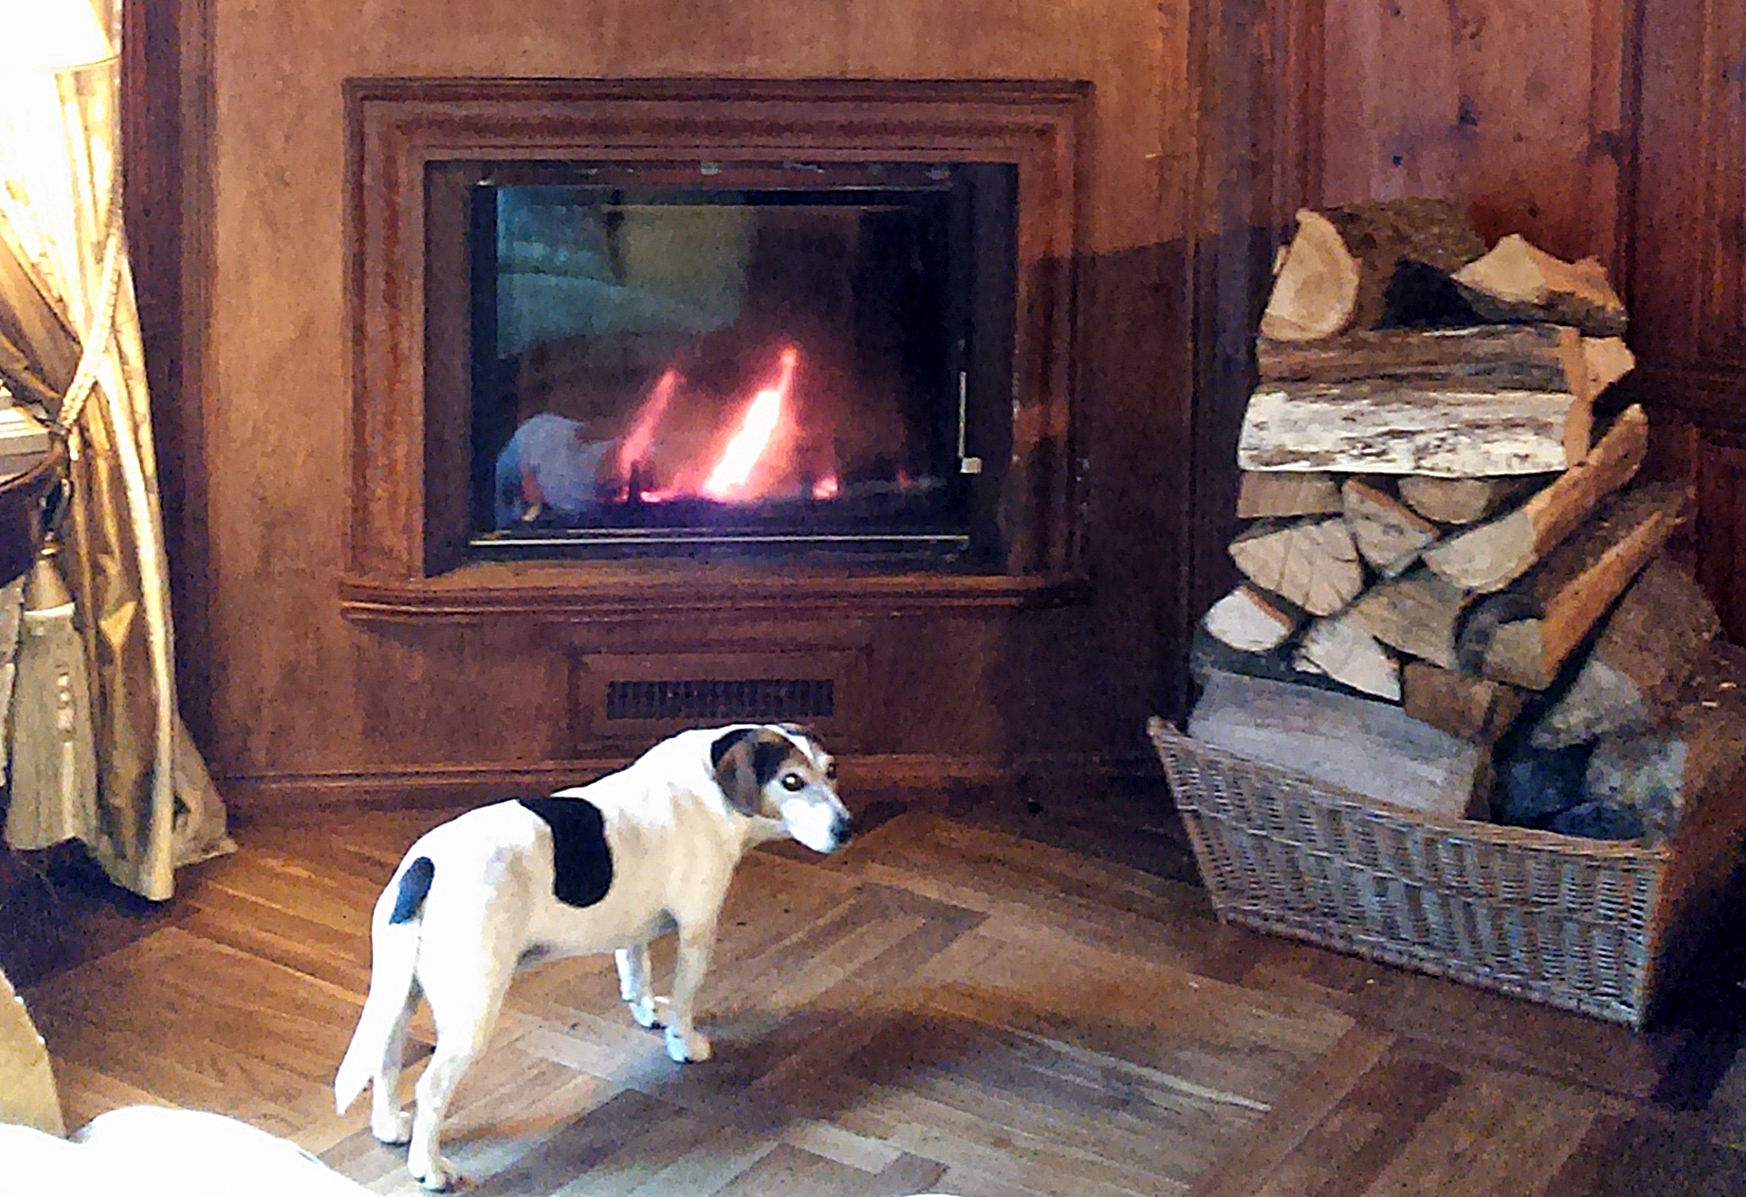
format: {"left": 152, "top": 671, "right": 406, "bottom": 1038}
{"left": 21, "top": 801, "right": 1737, "bottom": 1197}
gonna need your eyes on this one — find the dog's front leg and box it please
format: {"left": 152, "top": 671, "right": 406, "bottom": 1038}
{"left": 663, "top": 920, "right": 717, "bottom": 1063}
{"left": 614, "top": 944, "right": 663, "bottom": 1028}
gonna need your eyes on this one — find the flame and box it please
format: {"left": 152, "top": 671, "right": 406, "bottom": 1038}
{"left": 811, "top": 473, "right": 840, "bottom": 500}
{"left": 702, "top": 347, "right": 798, "bottom": 500}
{"left": 616, "top": 368, "right": 679, "bottom": 486}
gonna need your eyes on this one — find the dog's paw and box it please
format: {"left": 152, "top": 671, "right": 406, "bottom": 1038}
{"left": 410, "top": 1153, "right": 461, "bottom": 1192}
{"left": 371, "top": 1110, "right": 413, "bottom": 1145}
{"left": 630, "top": 995, "right": 669, "bottom": 1030}
{"left": 665, "top": 1026, "right": 712, "bottom": 1063}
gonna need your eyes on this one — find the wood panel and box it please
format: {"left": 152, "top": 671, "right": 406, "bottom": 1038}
{"left": 122, "top": 0, "right": 1190, "bottom": 799}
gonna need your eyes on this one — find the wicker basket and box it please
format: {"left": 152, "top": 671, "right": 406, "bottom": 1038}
{"left": 1147, "top": 716, "right": 1746, "bottom": 1027}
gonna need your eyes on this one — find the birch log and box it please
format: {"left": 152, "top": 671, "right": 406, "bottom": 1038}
{"left": 1237, "top": 380, "right": 1589, "bottom": 477}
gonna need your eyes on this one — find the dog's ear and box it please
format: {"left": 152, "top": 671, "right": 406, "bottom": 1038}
{"left": 710, "top": 727, "right": 793, "bottom": 816}
{"left": 711, "top": 727, "right": 763, "bottom": 815}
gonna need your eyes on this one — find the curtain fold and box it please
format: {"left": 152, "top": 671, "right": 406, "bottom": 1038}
{"left": 0, "top": 0, "right": 231, "bottom": 898}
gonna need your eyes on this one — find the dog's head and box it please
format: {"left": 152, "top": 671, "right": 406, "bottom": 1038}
{"left": 709, "top": 724, "right": 851, "bottom": 852}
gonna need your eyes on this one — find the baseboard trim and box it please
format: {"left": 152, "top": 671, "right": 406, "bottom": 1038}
{"left": 217, "top": 753, "right": 1010, "bottom": 817}
{"left": 215, "top": 748, "right": 1160, "bottom": 818}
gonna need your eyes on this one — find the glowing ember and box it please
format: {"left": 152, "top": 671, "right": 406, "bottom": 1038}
{"left": 811, "top": 473, "right": 840, "bottom": 500}
{"left": 702, "top": 347, "right": 798, "bottom": 500}
{"left": 616, "top": 368, "right": 679, "bottom": 484}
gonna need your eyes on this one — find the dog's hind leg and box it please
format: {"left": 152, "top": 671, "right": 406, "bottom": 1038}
{"left": 406, "top": 971, "right": 509, "bottom": 1192}
{"left": 614, "top": 944, "right": 663, "bottom": 1028}
{"left": 369, "top": 985, "right": 419, "bottom": 1144}
{"left": 663, "top": 918, "right": 718, "bottom": 1063}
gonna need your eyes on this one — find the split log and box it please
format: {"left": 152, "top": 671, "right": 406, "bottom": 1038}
{"left": 1421, "top": 403, "right": 1649, "bottom": 592}
{"left": 1347, "top": 570, "right": 1468, "bottom": 669}
{"left": 1202, "top": 585, "right": 1300, "bottom": 652}
{"left": 1188, "top": 669, "right": 1490, "bottom": 819}
{"left": 1477, "top": 483, "right": 1689, "bottom": 690}
{"left": 1529, "top": 558, "right": 1722, "bottom": 748}
{"left": 1238, "top": 380, "right": 1588, "bottom": 478}
{"left": 1190, "top": 626, "right": 1367, "bottom": 699}
{"left": 1260, "top": 210, "right": 1361, "bottom": 341}
{"left": 1452, "top": 234, "right": 1629, "bottom": 336}
{"left": 1259, "top": 200, "right": 1486, "bottom": 341}
{"left": 1256, "top": 324, "right": 1584, "bottom": 390}
{"left": 1398, "top": 475, "right": 1541, "bottom": 525}
{"left": 1342, "top": 479, "right": 1440, "bottom": 577}
{"left": 1402, "top": 662, "right": 1526, "bottom": 746}
{"left": 1236, "top": 471, "right": 1343, "bottom": 519}
{"left": 1227, "top": 518, "right": 1363, "bottom": 616}
{"left": 1583, "top": 337, "right": 1635, "bottom": 395}
{"left": 1295, "top": 614, "right": 1401, "bottom": 700}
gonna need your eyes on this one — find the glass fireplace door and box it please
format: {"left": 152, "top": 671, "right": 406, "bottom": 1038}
{"left": 462, "top": 161, "right": 1016, "bottom": 563}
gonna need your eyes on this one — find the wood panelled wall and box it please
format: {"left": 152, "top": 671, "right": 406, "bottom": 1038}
{"left": 122, "top": 0, "right": 1743, "bottom": 805}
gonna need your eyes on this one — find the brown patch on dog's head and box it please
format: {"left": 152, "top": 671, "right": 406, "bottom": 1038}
{"left": 710, "top": 726, "right": 806, "bottom": 817}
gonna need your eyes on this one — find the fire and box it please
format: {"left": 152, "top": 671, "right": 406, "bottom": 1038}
{"left": 702, "top": 347, "right": 798, "bottom": 500}
{"left": 811, "top": 473, "right": 840, "bottom": 500}
{"left": 616, "top": 368, "right": 679, "bottom": 483}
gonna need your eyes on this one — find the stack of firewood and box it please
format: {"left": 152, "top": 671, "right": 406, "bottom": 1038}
{"left": 1189, "top": 199, "right": 1746, "bottom": 842}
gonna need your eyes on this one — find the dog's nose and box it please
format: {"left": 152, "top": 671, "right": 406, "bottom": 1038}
{"left": 832, "top": 813, "right": 854, "bottom": 845}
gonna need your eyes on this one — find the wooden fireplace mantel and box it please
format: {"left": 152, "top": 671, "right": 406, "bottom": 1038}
{"left": 342, "top": 76, "right": 1092, "bottom": 624}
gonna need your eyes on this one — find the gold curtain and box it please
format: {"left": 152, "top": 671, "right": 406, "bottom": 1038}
{"left": 0, "top": 0, "right": 230, "bottom": 899}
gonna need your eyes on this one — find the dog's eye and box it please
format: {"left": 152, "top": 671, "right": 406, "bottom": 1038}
{"left": 781, "top": 773, "right": 804, "bottom": 792}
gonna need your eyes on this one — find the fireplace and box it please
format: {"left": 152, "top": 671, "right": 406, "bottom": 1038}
{"left": 449, "top": 158, "right": 1016, "bottom": 564}
{"left": 342, "top": 78, "right": 1089, "bottom": 624}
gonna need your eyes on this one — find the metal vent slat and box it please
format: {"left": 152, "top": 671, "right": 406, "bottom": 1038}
{"left": 604, "top": 678, "right": 834, "bottom": 722}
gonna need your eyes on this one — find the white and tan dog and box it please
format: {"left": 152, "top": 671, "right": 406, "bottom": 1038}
{"left": 333, "top": 723, "right": 851, "bottom": 1190}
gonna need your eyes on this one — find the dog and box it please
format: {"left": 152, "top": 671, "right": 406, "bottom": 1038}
{"left": 333, "top": 723, "right": 851, "bottom": 1190}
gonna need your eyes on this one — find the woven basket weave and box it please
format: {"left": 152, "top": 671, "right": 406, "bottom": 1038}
{"left": 1146, "top": 716, "right": 1746, "bottom": 1027}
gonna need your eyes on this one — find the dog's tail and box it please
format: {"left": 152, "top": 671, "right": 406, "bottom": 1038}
{"left": 334, "top": 856, "right": 434, "bottom": 1114}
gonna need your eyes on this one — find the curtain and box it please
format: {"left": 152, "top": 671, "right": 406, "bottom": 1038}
{"left": 0, "top": 0, "right": 231, "bottom": 898}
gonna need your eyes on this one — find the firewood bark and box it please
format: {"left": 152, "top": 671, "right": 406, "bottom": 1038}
{"left": 1342, "top": 479, "right": 1440, "bottom": 577}
{"left": 1202, "top": 584, "right": 1300, "bottom": 652}
{"left": 1402, "top": 661, "right": 1527, "bottom": 746}
{"left": 1347, "top": 570, "right": 1469, "bottom": 669}
{"left": 1256, "top": 324, "right": 1581, "bottom": 389}
{"left": 1188, "top": 669, "right": 1490, "bottom": 819}
{"left": 1228, "top": 518, "right": 1363, "bottom": 616}
{"left": 1452, "top": 234, "right": 1629, "bottom": 336}
{"left": 1295, "top": 614, "right": 1401, "bottom": 701}
{"left": 1236, "top": 471, "right": 1343, "bottom": 518}
{"left": 1421, "top": 404, "right": 1649, "bottom": 592}
{"left": 1529, "top": 558, "right": 1722, "bottom": 748}
{"left": 1478, "top": 484, "right": 1689, "bottom": 690}
{"left": 1238, "top": 380, "right": 1590, "bottom": 477}
{"left": 1259, "top": 200, "right": 1486, "bottom": 342}
{"left": 1398, "top": 475, "right": 1541, "bottom": 525}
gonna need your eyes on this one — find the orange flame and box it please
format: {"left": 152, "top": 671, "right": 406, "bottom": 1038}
{"left": 811, "top": 473, "right": 840, "bottom": 500}
{"left": 616, "top": 368, "right": 679, "bottom": 485}
{"left": 702, "top": 347, "right": 798, "bottom": 500}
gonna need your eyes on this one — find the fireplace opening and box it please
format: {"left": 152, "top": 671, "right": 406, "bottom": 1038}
{"left": 450, "top": 160, "right": 1018, "bottom": 563}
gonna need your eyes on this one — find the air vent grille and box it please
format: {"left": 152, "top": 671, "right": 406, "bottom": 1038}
{"left": 603, "top": 678, "right": 835, "bottom": 722}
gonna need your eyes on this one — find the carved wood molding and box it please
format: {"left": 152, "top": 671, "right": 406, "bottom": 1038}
{"left": 344, "top": 76, "right": 1092, "bottom": 621}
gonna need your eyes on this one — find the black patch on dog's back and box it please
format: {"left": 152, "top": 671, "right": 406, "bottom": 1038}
{"left": 389, "top": 856, "right": 435, "bottom": 924}
{"left": 518, "top": 797, "right": 614, "bottom": 907}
